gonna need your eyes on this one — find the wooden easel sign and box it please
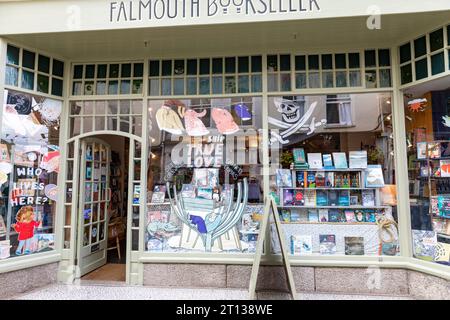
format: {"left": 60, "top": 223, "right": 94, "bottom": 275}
{"left": 248, "top": 197, "right": 297, "bottom": 300}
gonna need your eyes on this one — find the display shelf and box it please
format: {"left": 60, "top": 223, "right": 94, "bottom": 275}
{"left": 292, "top": 168, "right": 366, "bottom": 172}
{"left": 438, "top": 233, "right": 450, "bottom": 239}
{"left": 278, "top": 205, "right": 390, "bottom": 209}
{"left": 280, "top": 187, "right": 378, "bottom": 190}
{"left": 281, "top": 221, "right": 376, "bottom": 225}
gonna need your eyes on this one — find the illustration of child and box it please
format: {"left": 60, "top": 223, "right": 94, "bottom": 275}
{"left": 11, "top": 206, "right": 41, "bottom": 255}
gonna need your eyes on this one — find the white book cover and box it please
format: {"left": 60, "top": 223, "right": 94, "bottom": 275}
{"left": 291, "top": 235, "right": 313, "bottom": 255}
{"left": 349, "top": 151, "right": 368, "bottom": 169}
{"left": 307, "top": 153, "right": 323, "bottom": 169}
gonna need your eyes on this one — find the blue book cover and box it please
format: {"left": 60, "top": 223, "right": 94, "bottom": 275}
{"left": 338, "top": 190, "right": 350, "bottom": 206}
{"left": 328, "top": 209, "right": 340, "bottom": 222}
{"left": 316, "top": 190, "right": 328, "bottom": 206}
{"left": 276, "top": 169, "right": 293, "bottom": 187}
{"left": 293, "top": 148, "right": 306, "bottom": 164}
{"left": 333, "top": 152, "right": 348, "bottom": 169}
{"left": 323, "top": 154, "right": 334, "bottom": 168}
{"left": 308, "top": 210, "right": 319, "bottom": 222}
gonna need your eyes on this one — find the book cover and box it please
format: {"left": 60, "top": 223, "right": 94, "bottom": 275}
{"left": 349, "top": 151, "right": 368, "bottom": 169}
{"left": 328, "top": 209, "right": 340, "bottom": 222}
{"left": 350, "top": 195, "right": 359, "bottom": 206}
{"left": 437, "top": 195, "right": 450, "bottom": 218}
{"left": 332, "top": 152, "right": 348, "bottom": 169}
{"left": 428, "top": 142, "right": 441, "bottom": 159}
{"left": 315, "top": 171, "right": 326, "bottom": 187}
{"left": 319, "top": 234, "right": 336, "bottom": 254}
{"left": 382, "top": 243, "right": 399, "bottom": 256}
{"left": 308, "top": 210, "right": 319, "bottom": 222}
{"left": 293, "top": 190, "right": 305, "bottom": 206}
{"left": 319, "top": 209, "right": 329, "bottom": 222}
{"left": 327, "top": 190, "right": 338, "bottom": 206}
{"left": 283, "top": 189, "right": 295, "bottom": 206}
{"left": 338, "top": 190, "right": 350, "bottom": 206}
{"left": 364, "top": 210, "right": 377, "bottom": 223}
{"left": 280, "top": 209, "right": 291, "bottom": 222}
{"left": 207, "top": 168, "right": 220, "bottom": 188}
{"left": 197, "top": 187, "right": 213, "bottom": 200}
{"left": 307, "top": 153, "right": 323, "bottom": 169}
{"left": 293, "top": 148, "right": 306, "bottom": 164}
{"left": 345, "top": 237, "right": 365, "bottom": 255}
{"left": 316, "top": 190, "right": 328, "bottom": 206}
{"left": 325, "top": 172, "right": 334, "bottom": 187}
{"left": 296, "top": 171, "right": 307, "bottom": 187}
{"left": 354, "top": 210, "right": 366, "bottom": 222}
{"left": 365, "top": 165, "right": 385, "bottom": 187}
{"left": 291, "top": 235, "right": 313, "bottom": 255}
{"left": 133, "top": 185, "right": 141, "bottom": 204}
{"left": 361, "top": 189, "right": 375, "bottom": 207}
{"left": 304, "top": 189, "right": 316, "bottom": 206}
{"left": 412, "top": 230, "right": 437, "bottom": 261}
{"left": 276, "top": 169, "right": 293, "bottom": 187}
{"left": 323, "top": 154, "right": 333, "bottom": 168}
{"left": 416, "top": 142, "right": 427, "bottom": 160}
{"left": 350, "top": 172, "right": 361, "bottom": 188}
{"left": 181, "top": 184, "right": 195, "bottom": 198}
{"left": 193, "top": 168, "right": 209, "bottom": 187}
{"left": 306, "top": 172, "right": 316, "bottom": 188}
{"left": 345, "top": 210, "right": 356, "bottom": 222}
{"left": 290, "top": 210, "right": 301, "bottom": 222}
{"left": 440, "top": 160, "right": 450, "bottom": 177}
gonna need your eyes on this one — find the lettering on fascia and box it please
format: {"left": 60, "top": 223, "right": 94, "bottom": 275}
{"left": 110, "top": 0, "right": 321, "bottom": 22}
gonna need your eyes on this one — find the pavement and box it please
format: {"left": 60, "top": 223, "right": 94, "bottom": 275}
{"left": 11, "top": 283, "right": 413, "bottom": 300}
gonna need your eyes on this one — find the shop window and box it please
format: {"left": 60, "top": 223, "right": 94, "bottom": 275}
{"left": 401, "top": 64, "right": 413, "bottom": 85}
{"left": 429, "top": 28, "right": 444, "bottom": 52}
{"left": 268, "top": 92, "right": 398, "bottom": 258}
{"left": 415, "top": 59, "right": 428, "bottom": 80}
{"left": 146, "top": 96, "right": 263, "bottom": 254}
{"left": 21, "top": 70, "right": 34, "bottom": 90}
{"left": 400, "top": 43, "right": 412, "bottom": 64}
{"left": 6, "top": 45, "right": 19, "bottom": 65}
{"left": 38, "top": 55, "right": 50, "bottom": 74}
{"left": 0, "top": 89, "right": 62, "bottom": 260}
{"left": 22, "top": 50, "right": 35, "bottom": 70}
{"left": 404, "top": 84, "right": 450, "bottom": 267}
{"left": 414, "top": 36, "right": 427, "bottom": 58}
{"left": 431, "top": 52, "right": 445, "bottom": 75}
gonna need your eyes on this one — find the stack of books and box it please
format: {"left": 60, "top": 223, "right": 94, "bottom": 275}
{"left": 293, "top": 148, "right": 309, "bottom": 170}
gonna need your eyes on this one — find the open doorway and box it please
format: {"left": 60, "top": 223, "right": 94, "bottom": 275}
{"left": 77, "top": 134, "right": 129, "bottom": 283}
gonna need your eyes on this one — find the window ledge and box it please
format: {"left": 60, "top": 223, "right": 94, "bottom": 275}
{"left": 0, "top": 251, "right": 61, "bottom": 274}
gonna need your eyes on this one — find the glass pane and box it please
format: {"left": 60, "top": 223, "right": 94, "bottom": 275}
{"left": 108, "top": 101, "right": 118, "bottom": 114}
{"left": 378, "top": 49, "right": 391, "bottom": 67}
{"left": 5, "top": 66, "right": 19, "bottom": 86}
{"left": 321, "top": 54, "right": 333, "bottom": 70}
{"left": 108, "top": 80, "right": 119, "bottom": 94}
{"left": 132, "top": 101, "right": 142, "bottom": 114}
{"left": 238, "top": 75, "right": 249, "bottom": 93}
{"left": 322, "top": 71, "right": 334, "bottom": 88}
{"left": 96, "top": 81, "right": 106, "bottom": 95}
{"left": 349, "top": 70, "right": 361, "bottom": 86}
{"left": 120, "top": 100, "right": 130, "bottom": 114}
{"left": 149, "top": 60, "right": 160, "bottom": 77}
{"left": 22, "top": 50, "right": 35, "bottom": 70}
{"left": 99, "top": 223, "right": 105, "bottom": 241}
{"left": 379, "top": 69, "right": 391, "bottom": 87}
{"left": 199, "top": 77, "right": 210, "bottom": 94}
{"left": 400, "top": 64, "right": 413, "bottom": 84}
{"left": 431, "top": 52, "right": 445, "bottom": 75}
{"left": 161, "top": 78, "right": 171, "bottom": 95}
{"left": 365, "top": 70, "right": 377, "bottom": 88}
{"left": 295, "top": 55, "right": 306, "bottom": 71}
{"left": 6, "top": 45, "right": 19, "bottom": 65}
{"left": 364, "top": 50, "right": 376, "bottom": 68}
{"left": 224, "top": 76, "right": 236, "bottom": 93}
{"left": 132, "top": 116, "right": 142, "bottom": 136}
{"left": 212, "top": 76, "right": 223, "bottom": 94}
{"left": 238, "top": 56, "right": 249, "bottom": 73}
{"left": 84, "top": 101, "right": 94, "bottom": 115}
{"left": 335, "top": 54, "right": 346, "bottom": 69}
{"left": 73, "top": 65, "right": 83, "bottom": 79}
{"left": 414, "top": 36, "right": 427, "bottom": 58}
{"left": 133, "top": 63, "right": 144, "bottom": 77}
{"left": 149, "top": 79, "right": 160, "bottom": 96}
{"left": 85, "top": 64, "right": 95, "bottom": 79}
{"left": 186, "top": 77, "right": 197, "bottom": 94}
{"left": 173, "top": 78, "right": 184, "bottom": 95}
{"left": 267, "top": 74, "right": 278, "bottom": 91}
{"left": 225, "top": 57, "right": 236, "bottom": 73}
{"left": 72, "top": 82, "right": 82, "bottom": 95}
{"left": 121, "top": 63, "right": 132, "bottom": 77}
{"left": 280, "top": 73, "right": 291, "bottom": 91}
{"left": 399, "top": 43, "right": 412, "bottom": 64}
{"left": 52, "top": 78, "right": 63, "bottom": 96}
{"left": 308, "top": 72, "right": 320, "bottom": 88}
{"left": 95, "top": 116, "right": 105, "bottom": 131}
{"left": 83, "top": 226, "right": 90, "bottom": 246}
{"left": 280, "top": 55, "right": 291, "bottom": 71}
{"left": 212, "top": 58, "right": 223, "bottom": 74}
{"left": 96, "top": 101, "right": 106, "bottom": 115}
{"left": 38, "top": 55, "right": 50, "bottom": 73}
{"left": 161, "top": 60, "right": 172, "bottom": 76}
{"left": 295, "top": 73, "right": 307, "bottom": 89}
{"left": 97, "top": 64, "right": 107, "bottom": 78}
{"left": 335, "top": 71, "right": 347, "bottom": 87}
{"left": 120, "top": 116, "right": 130, "bottom": 132}
{"left": 70, "top": 117, "right": 81, "bottom": 137}
{"left": 21, "top": 70, "right": 34, "bottom": 90}
{"left": 348, "top": 53, "right": 360, "bottom": 68}
{"left": 120, "top": 80, "right": 131, "bottom": 94}
{"left": 415, "top": 58, "right": 428, "bottom": 80}
{"left": 132, "top": 79, "right": 143, "bottom": 94}
{"left": 174, "top": 60, "right": 185, "bottom": 75}
{"left": 199, "top": 59, "right": 210, "bottom": 75}
{"left": 109, "top": 64, "right": 119, "bottom": 78}
{"left": 53, "top": 59, "right": 64, "bottom": 77}
{"left": 83, "top": 116, "right": 93, "bottom": 133}
{"left": 107, "top": 117, "right": 118, "bottom": 130}
{"left": 37, "top": 74, "right": 49, "bottom": 93}
{"left": 448, "top": 25, "right": 450, "bottom": 45}
{"left": 251, "top": 75, "right": 262, "bottom": 92}
{"left": 251, "top": 56, "right": 262, "bottom": 72}
{"left": 187, "top": 59, "right": 197, "bottom": 75}
{"left": 429, "top": 28, "right": 444, "bottom": 52}
{"left": 267, "top": 55, "right": 278, "bottom": 71}
{"left": 308, "top": 55, "right": 319, "bottom": 70}
{"left": 84, "top": 81, "right": 94, "bottom": 95}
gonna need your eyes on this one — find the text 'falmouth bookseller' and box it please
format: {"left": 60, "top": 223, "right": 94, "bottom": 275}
{"left": 110, "top": 0, "right": 322, "bottom": 22}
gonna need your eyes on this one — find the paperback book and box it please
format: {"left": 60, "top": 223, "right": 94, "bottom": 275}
{"left": 349, "top": 151, "right": 368, "bottom": 169}
{"left": 325, "top": 172, "right": 334, "bottom": 187}
{"left": 327, "top": 190, "right": 338, "bottom": 206}
{"left": 319, "top": 209, "right": 329, "bottom": 222}
{"left": 361, "top": 189, "right": 375, "bottom": 207}
{"left": 365, "top": 165, "right": 385, "bottom": 187}
{"left": 293, "top": 190, "right": 305, "bottom": 206}
{"left": 345, "top": 210, "right": 356, "bottom": 222}
{"left": 308, "top": 210, "right": 319, "bottom": 222}
{"left": 293, "top": 148, "right": 306, "bottom": 164}
{"left": 338, "top": 190, "right": 350, "bottom": 206}
{"left": 332, "top": 152, "right": 348, "bottom": 169}
{"left": 319, "top": 234, "right": 336, "bottom": 254}
{"left": 328, "top": 209, "right": 340, "bottom": 222}
{"left": 276, "top": 169, "right": 293, "bottom": 187}
{"left": 315, "top": 171, "right": 326, "bottom": 187}
{"left": 323, "top": 154, "right": 334, "bottom": 168}
{"left": 345, "top": 237, "right": 365, "bottom": 255}
{"left": 181, "top": 184, "right": 195, "bottom": 198}
{"left": 307, "top": 153, "right": 323, "bottom": 169}
{"left": 316, "top": 190, "right": 328, "bottom": 206}
{"left": 304, "top": 189, "right": 316, "bottom": 206}
{"left": 283, "top": 189, "right": 295, "bottom": 206}
{"left": 412, "top": 230, "right": 437, "bottom": 261}
{"left": 291, "top": 235, "right": 313, "bottom": 255}
{"left": 306, "top": 172, "right": 316, "bottom": 188}
{"left": 280, "top": 209, "right": 291, "bottom": 222}
{"left": 296, "top": 171, "right": 307, "bottom": 187}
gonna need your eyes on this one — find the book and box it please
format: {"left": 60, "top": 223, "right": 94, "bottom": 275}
{"left": 308, "top": 210, "right": 319, "bottom": 222}
{"left": 345, "top": 210, "right": 356, "bottom": 222}
{"left": 181, "top": 184, "right": 195, "bottom": 198}
{"left": 319, "top": 209, "right": 329, "bottom": 222}
{"left": 364, "top": 210, "right": 377, "bottom": 223}
{"left": 304, "top": 189, "right": 316, "bottom": 206}
{"left": 325, "top": 172, "right": 334, "bottom": 187}
{"left": 133, "top": 185, "right": 141, "bottom": 205}
{"left": 327, "top": 190, "right": 338, "bottom": 206}
{"left": 417, "top": 142, "right": 427, "bottom": 159}
{"left": 428, "top": 142, "right": 441, "bottom": 159}
{"left": 280, "top": 209, "right": 291, "bottom": 222}
{"left": 296, "top": 171, "right": 307, "bottom": 187}
{"left": 350, "top": 172, "right": 361, "bottom": 188}
{"left": 307, "top": 153, "right": 323, "bottom": 169}
{"left": 338, "top": 190, "right": 350, "bottom": 206}
{"left": 349, "top": 151, "right": 368, "bottom": 169}
{"left": 315, "top": 171, "right": 326, "bottom": 187}
{"left": 365, "top": 165, "right": 385, "bottom": 187}
{"left": 306, "top": 172, "right": 316, "bottom": 188}
{"left": 283, "top": 189, "right": 295, "bottom": 206}
{"left": 290, "top": 211, "right": 301, "bottom": 222}
{"left": 354, "top": 210, "right": 366, "bottom": 222}
{"left": 412, "top": 230, "right": 437, "bottom": 261}
{"left": 437, "top": 195, "right": 450, "bottom": 218}
{"left": 323, "top": 154, "right": 333, "bottom": 168}
{"left": 293, "top": 148, "right": 306, "bottom": 164}
{"left": 207, "top": 168, "right": 220, "bottom": 188}
{"left": 440, "top": 160, "right": 450, "bottom": 177}
{"left": 332, "top": 152, "right": 348, "bottom": 169}
{"left": 193, "top": 168, "right": 209, "bottom": 187}
{"left": 328, "top": 209, "right": 340, "bottom": 222}
{"left": 350, "top": 195, "right": 359, "bottom": 206}
{"left": 293, "top": 190, "right": 305, "bottom": 206}
{"left": 291, "top": 235, "right": 313, "bottom": 255}
{"left": 361, "top": 190, "right": 375, "bottom": 207}
{"left": 270, "top": 191, "right": 280, "bottom": 206}
{"left": 319, "top": 234, "right": 336, "bottom": 254}
{"left": 316, "top": 190, "right": 328, "bottom": 206}
{"left": 382, "top": 243, "right": 399, "bottom": 256}
{"left": 276, "top": 169, "right": 293, "bottom": 187}
{"left": 197, "top": 187, "right": 213, "bottom": 200}
{"left": 345, "top": 237, "right": 365, "bottom": 255}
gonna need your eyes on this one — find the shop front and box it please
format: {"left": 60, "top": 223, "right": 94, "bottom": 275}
{"left": 0, "top": 0, "right": 449, "bottom": 299}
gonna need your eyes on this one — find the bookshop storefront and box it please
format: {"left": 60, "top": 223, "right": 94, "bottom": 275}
{"left": 0, "top": 0, "right": 449, "bottom": 298}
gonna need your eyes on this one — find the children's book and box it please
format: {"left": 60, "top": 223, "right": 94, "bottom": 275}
{"left": 354, "top": 210, "right": 366, "bottom": 222}
{"left": 283, "top": 189, "right": 295, "bottom": 206}
{"left": 293, "top": 190, "right": 305, "bottom": 206}
{"left": 306, "top": 172, "right": 316, "bottom": 188}
{"left": 290, "top": 210, "right": 301, "bottom": 222}
{"left": 349, "top": 151, "right": 368, "bottom": 169}
{"left": 364, "top": 210, "right": 377, "bottom": 223}
{"left": 293, "top": 148, "right": 306, "bottom": 164}
{"left": 440, "top": 160, "right": 450, "bottom": 177}
{"left": 361, "top": 189, "right": 375, "bottom": 207}
{"left": 328, "top": 209, "right": 340, "bottom": 222}
{"left": 345, "top": 237, "right": 365, "bottom": 255}
{"left": 308, "top": 210, "right": 319, "bottom": 222}
{"left": 428, "top": 142, "right": 441, "bottom": 159}
{"left": 412, "top": 230, "right": 437, "bottom": 261}
{"left": 151, "top": 185, "right": 166, "bottom": 204}
{"left": 327, "top": 190, "right": 338, "bottom": 206}
{"left": 276, "top": 169, "right": 293, "bottom": 187}
{"left": 315, "top": 171, "right": 326, "bottom": 187}
{"left": 323, "top": 154, "right": 333, "bottom": 168}
{"left": 280, "top": 209, "right": 291, "bottom": 222}
{"left": 319, "top": 209, "right": 329, "bottom": 222}
{"left": 291, "top": 235, "right": 313, "bottom": 255}
{"left": 307, "top": 153, "right": 323, "bottom": 169}
{"left": 304, "top": 189, "right": 316, "bottom": 207}
{"left": 319, "top": 234, "right": 336, "bottom": 254}
{"left": 316, "top": 190, "right": 328, "bottom": 206}
{"left": 325, "top": 172, "right": 334, "bottom": 187}
{"left": 332, "top": 152, "right": 348, "bottom": 169}
{"left": 181, "top": 184, "right": 195, "bottom": 198}
{"left": 193, "top": 168, "right": 209, "bottom": 187}
{"left": 416, "top": 142, "right": 427, "bottom": 159}
{"left": 338, "top": 190, "right": 350, "bottom": 206}
{"left": 296, "top": 171, "right": 307, "bottom": 187}
{"left": 365, "top": 165, "right": 385, "bottom": 187}
{"left": 345, "top": 210, "right": 356, "bottom": 222}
